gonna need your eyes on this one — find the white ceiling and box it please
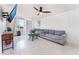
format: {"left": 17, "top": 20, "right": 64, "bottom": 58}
{"left": 44, "top": 4, "right": 79, "bottom": 14}
{"left": 2, "top": 4, "right": 79, "bottom": 19}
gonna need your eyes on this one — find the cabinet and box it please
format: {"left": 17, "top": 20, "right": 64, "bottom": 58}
{"left": 2, "top": 33, "right": 14, "bottom": 53}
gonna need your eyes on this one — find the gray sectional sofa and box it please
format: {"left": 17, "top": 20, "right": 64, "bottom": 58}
{"left": 35, "top": 29, "right": 66, "bottom": 45}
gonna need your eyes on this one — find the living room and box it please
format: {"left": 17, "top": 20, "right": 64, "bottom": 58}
{"left": 0, "top": 4, "right": 79, "bottom": 55}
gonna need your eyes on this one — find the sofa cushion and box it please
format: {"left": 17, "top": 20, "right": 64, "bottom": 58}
{"left": 54, "top": 30, "right": 65, "bottom": 36}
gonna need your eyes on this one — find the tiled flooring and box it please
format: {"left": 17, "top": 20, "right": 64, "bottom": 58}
{"left": 1, "top": 35, "right": 79, "bottom": 55}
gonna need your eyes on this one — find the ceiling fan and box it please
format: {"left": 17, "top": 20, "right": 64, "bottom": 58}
{"left": 33, "top": 7, "right": 51, "bottom": 15}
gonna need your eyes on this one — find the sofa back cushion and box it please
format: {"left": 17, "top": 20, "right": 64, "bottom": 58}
{"left": 49, "top": 30, "right": 55, "bottom": 34}
{"left": 43, "top": 29, "right": 49, "bottom": 34}
{"left": 54, "top": 30, "right": 65, "bottom": 36}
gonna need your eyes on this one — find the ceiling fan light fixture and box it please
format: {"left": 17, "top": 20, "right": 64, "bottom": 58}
{"left": 33, "top": 6, "right": 51, "bottom": 16}
{"left": 39, "top": 12, "right": 42, "bottom": 15}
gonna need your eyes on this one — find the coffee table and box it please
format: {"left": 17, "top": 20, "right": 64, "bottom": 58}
{"left": 28, "top": 33, "right": 39, "bottom": 41}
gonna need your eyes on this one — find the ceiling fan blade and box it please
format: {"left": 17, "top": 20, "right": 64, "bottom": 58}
{"left": 42, "top": 11, "right": 51, "bottom": 13}
{"left": 33, "top": 7, "right": 39, "bottom": 11}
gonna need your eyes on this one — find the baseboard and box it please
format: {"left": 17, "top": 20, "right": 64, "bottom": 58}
{"left": 39, "top": 36, "right": 65, "bottom": 46}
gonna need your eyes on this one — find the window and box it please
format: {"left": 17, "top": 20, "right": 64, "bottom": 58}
{"left": 15, "top": 18, "right": 25, "bottom": 28}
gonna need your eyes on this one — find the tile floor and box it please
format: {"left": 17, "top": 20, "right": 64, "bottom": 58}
{"left": 1, "top": 35, "right": 79, "bottom": 55}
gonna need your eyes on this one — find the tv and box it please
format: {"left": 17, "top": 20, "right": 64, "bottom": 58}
{"left": 7, "top": 4, "right": 17, "bottom": 22}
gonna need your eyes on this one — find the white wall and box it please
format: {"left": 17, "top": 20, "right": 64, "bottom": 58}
{"left": 31, "top": 18, "right": 41, "bottom": 29}
{"left": 0, "top": 5, "right": 6, "bottom": 54}
{"left": 40, "top": 8, "right": 79, "bottom": 44}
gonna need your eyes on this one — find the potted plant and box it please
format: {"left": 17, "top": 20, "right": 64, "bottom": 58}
{"left": 31, "top": 29, "right": 36, "bottom": 34}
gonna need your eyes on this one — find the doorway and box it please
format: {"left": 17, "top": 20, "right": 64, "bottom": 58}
{"left": 14, "top": 18, "right": 27, "bottom": 36}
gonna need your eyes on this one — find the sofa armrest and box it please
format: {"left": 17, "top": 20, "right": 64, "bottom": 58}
{"left": 62, "top": 33, "right": 67, "bottom": 38}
